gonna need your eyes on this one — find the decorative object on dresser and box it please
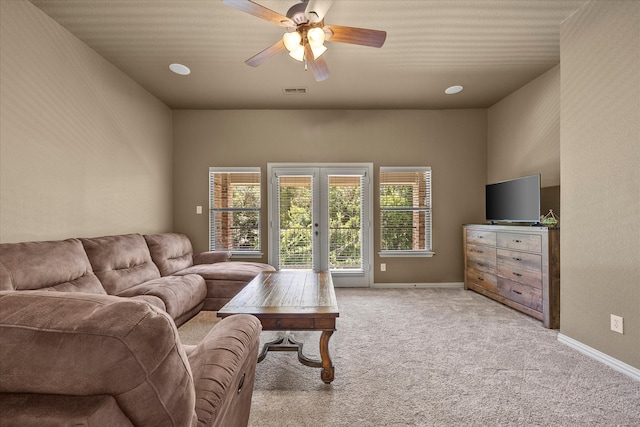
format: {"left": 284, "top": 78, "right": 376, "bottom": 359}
{"left": 463, "top": 224, "right": 560, "bottom": 329}
{"left": 540, "top": 209, "right": 559, "bottom": 228}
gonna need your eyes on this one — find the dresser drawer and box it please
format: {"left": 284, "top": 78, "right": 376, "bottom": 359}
{"left": 466, "top": 244, "right": 496, "bottom": 273}
{"left": 466, "top": 229, "right": 496, "bottom": 246}
{"left": 497, "top": 263, "right": 542, "bottom": 289}
{"left": 466, "top": 268, "right": 498, "bottom": 293}
{"left": 497, "top": 249, "right": 542, "bottom": 273}
{"left": 497, "top": 232, "right": 542, "bottom": 253}
{"left": 497, "top": 278, "right": 542, "bottom": 312}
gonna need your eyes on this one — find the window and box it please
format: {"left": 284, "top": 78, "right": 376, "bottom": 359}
{"left": 379, "top": 167, "right": 433, "bottom": 257}
{"left": 209, "top": 167, "right": 261, "bottom": 255}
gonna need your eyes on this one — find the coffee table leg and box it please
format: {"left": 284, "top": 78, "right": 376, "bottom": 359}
{"left": 319, "top": 330, "right": 335, "bottom": 384}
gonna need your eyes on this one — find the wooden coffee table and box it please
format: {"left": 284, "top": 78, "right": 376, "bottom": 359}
{"left": 217, "top": 270, "right": 339, "bottom": 383}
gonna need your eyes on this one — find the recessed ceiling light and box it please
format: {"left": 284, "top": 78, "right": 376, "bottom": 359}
{"left": 169, "top": 63, "right": 191, "bottom": 76}
{"left": 445, "top": 85, "right": 463, "bottom": 95}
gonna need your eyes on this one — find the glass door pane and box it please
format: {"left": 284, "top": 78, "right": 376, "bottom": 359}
{"left": 328, "top": 175, "right": 363, "bottom": 271}
{"left": 277, "top": 175, "right": 315, "bottom": 270}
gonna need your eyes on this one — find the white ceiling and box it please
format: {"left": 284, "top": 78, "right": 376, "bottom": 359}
{"left": 29, "top": 0, "right": 588, "bottom": 110}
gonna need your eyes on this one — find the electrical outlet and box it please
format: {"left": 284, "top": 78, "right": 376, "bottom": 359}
{"left": 610, "top": 314, "right": 624, "bottom": 334}
{"left": 380, "top": 263, "right": 386, "bottom": 272}
{"left": 196, "top": 205, "right": 203, "bottom": 214}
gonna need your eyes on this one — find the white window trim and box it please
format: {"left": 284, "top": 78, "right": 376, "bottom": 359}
{"left": 379, "top": 166, "right": 434, "bottom": 257}
{"left": 379, "top": 250, "right": 435, "bottom": 258}
{"left": 209, "top": 167, "right": 262, "bottom": 257}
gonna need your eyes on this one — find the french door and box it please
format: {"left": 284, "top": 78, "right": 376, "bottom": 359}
{"left": 268, "top": 164, "right": 373, "bottom": 287}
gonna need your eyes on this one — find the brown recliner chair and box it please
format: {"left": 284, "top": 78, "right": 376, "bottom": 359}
{"left": 0, "top": 291, "right": 261, "bottom": 427}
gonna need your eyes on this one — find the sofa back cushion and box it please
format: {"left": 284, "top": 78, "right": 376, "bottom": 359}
{"left": 0, "top": 291, "right": 196, "bottom": 427}
{"left": 0, "top": 239, "right": 106, "bottom": 294}
{"left": 81, "top": 234, "right": 161, "bottom": 295}
{"left": 144, "top": 233, "right": 195, "bottom": 276}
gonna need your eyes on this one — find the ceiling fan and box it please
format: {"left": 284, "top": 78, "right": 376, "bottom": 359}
{"left": 222, "top": 0, "right": 387, "bottom": 81}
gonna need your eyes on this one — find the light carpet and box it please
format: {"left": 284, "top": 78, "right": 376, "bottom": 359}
{"left": 179, "top": 288, "right": 640, "bottom": 426}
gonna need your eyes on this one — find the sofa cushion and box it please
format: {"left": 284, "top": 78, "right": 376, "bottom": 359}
{"left": 144, "top": 233, "right": 195, "bottom": 276}
{"left": 117, "top": 275, "right": 206, "bottom": 322}
{"left": 176, "top": 261, "right": 275, "bottom": 283}
{"left": 0, "top": 239, "right": 105, "bottom": 294}
{"left": 179, "top": 262, "right": 276, "bottom": 311}
{"left": 81, "top": 234, "right": 161, "bottom": 295}
{"left": 0, "top": 291, "right": 197, "bottom": 427}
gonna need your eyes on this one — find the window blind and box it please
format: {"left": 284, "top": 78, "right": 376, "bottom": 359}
{"left": 379, "top": 167, "right": 432, "bottom": 253}
{"left": 209, "top": 168, "right": 261, "bottom": 253}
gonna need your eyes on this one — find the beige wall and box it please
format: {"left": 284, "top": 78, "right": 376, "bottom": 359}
{"left": 560, "top": 1, "right": 640, "bottom": 368}
{"left": 0, "top": 0, "right": 173, "bottom": 243}
{"left": 173, "top": 109, "right": 487, "bottom": 284}
{"left": 488, "top": 65, "right": 560, "bottom": 189}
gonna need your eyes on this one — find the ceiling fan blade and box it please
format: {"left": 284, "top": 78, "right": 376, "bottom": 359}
{"left": 223, "top": 0, "right": 294, "bottom": 27}
{"left": 245, "top": 39, "right": 286, "bottom": 67}
{"left": 304, "top": 43, "right": 330, "bottom": 82}
{"left": 325, "top": 25, "right": 387, "bottom": 48}
{"left": 305, "top": 0, "right": 333, "bottom": 23}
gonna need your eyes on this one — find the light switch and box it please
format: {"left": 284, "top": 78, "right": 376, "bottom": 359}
{"left": 196, "top": 205, "right": 203, "bottom": 214}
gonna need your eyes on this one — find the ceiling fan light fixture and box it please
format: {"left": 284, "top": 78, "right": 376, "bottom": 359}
{"left": 311, "top": 43, "right": 327, "bottom": 59}
{"left": 307, "top": 27, "right": 327, "bottom": 59}
{"left": 289, "top": 45, "right": 305, "bottom": 62}
{"left": 283, "top": 31, "right": 302, "bottom": 52}
{"left": 307, "top": 27, "right": 325, "bottom": 46}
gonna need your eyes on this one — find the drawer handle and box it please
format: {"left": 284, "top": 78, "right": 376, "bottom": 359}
{"left": 474, "top": 249, "right": 484, "bottom": 254}
{"left": 514, "top": 239, "right": 522, "bottom": 243}
{"left": 512, "top": 257, "right": 521, "bottom": 261}
{"left": 477, "top": 263, "right": 485, "bottom": 267}
{"left": 512, "top": 272, "right": 523, "bottom": 277}
{"left": 276, "top": 320, "right": 282, "bottom": 327}
{"left": 512, "top": 289, "right": 522, "bottom": 295}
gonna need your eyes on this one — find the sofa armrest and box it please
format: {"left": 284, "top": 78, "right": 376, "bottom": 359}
{"left": 193, "top": 251, "right": 231, "bottom": 265}
{"left": 188, "top": 314, "right": 261, "bottom": 427}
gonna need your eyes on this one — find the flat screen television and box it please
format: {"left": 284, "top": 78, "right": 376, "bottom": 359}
{"left": 486, "top": 174, "right": 541, "bottom": 223}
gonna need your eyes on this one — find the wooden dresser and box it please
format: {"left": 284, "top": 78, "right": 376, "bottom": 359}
{"left": 463, "top": 224, "right": 560, "bottom": 328}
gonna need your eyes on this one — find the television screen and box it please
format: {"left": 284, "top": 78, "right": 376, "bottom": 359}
{"left": 486, "top": 174, "right": 541, "bottom": 223}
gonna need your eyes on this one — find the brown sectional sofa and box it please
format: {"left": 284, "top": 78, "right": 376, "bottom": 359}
{"left": 0, "top": 232, "right": 275, "bottom": 325}
{"left": 0, "top": 231, "right": 275, "bottom": 426}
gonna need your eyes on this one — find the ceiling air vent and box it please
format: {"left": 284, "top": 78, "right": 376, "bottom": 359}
{"left": 283, "top": 87, "right": 308, "bottom": 95}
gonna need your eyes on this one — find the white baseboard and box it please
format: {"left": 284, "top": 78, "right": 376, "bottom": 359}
{"left": 371, "top": 282, "right": 464, "bottom": 289}
{"left": 558, "top": 333, "right": 640, "bottom": 382}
